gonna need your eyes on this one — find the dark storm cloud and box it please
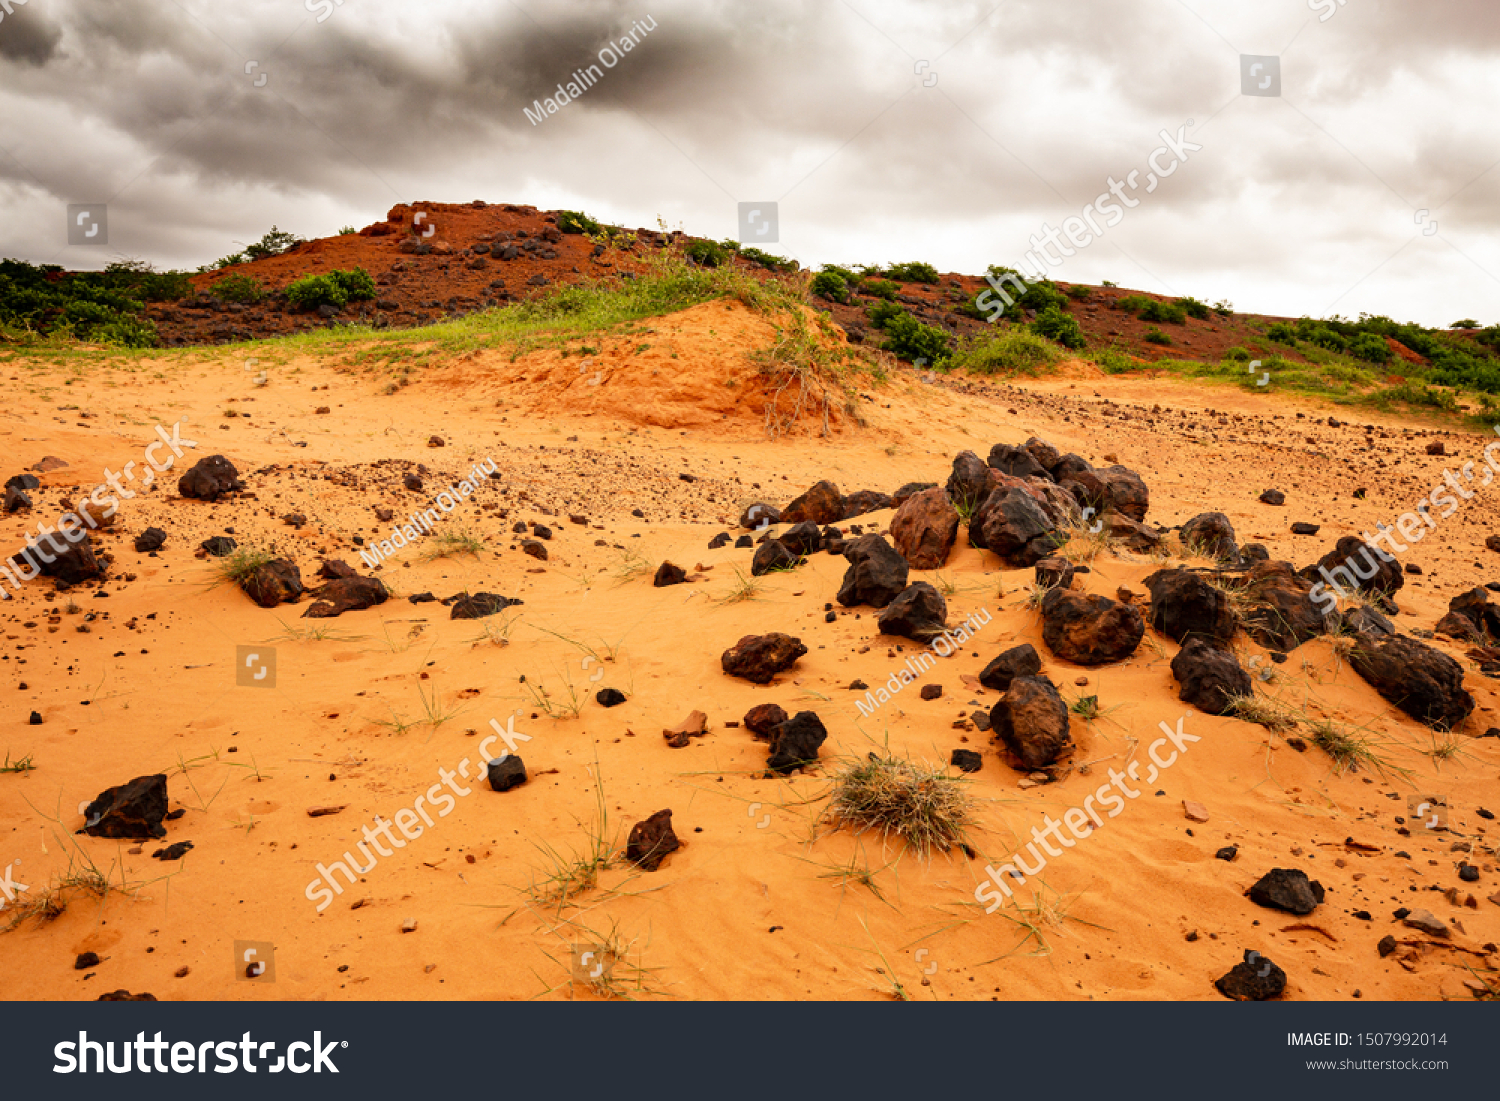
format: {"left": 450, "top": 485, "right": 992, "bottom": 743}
{"left": 0, "top": 0, "right": 1494, "bottom": 324}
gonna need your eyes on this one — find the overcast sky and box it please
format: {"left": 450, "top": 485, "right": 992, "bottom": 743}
{"left": 1, "top": 0, "right": 1496, "bottom": 326}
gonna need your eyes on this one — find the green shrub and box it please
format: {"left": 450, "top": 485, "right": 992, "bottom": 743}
{"left": 556, "top": 210, "right": 600, "bottom": 235}
{"left": 338, "top": 226, "right": 357, "bottom": 236}
{"left": 1139, "top": 299, "right": 1187, "bottom": 325}
{"left": 1143, "top": 327, "right": 1172, "bottom": 345}
{"left": 821, "top": 264, "right": 861, "bottom": 290}
{"left": 212, "top": 274, "right": 265, "bottom": 304}
{"left": 863, "top": 279, "right": 899, "bottom": 301}
{"left": 332, "top": 267, "right": 376, "bottom": 301}
{"left": 685, "top": 239, "right": 730, "bottom": 267}
{"left": 1266, "top": 321, "right": 1298, "bottom": 343}
{"left": 244, "top": 225, "right": 304, "bottom": 261}
{"left": 1451, "top": 319, "right": 1479, "bottom": 329}
{"left": 1349, "top": 331, "right": 1393, "bottom": 364}
{"left": 285, "top": 273, "right": 348, "bottom": 310}
{"left": 738, "top": 247, "right": 796, "bottom": 273}
{"left": 866, "top": 300, "right": 904, "bottom": 329}
{"left": 1176, "top": 296, "right": 1211, "bottom": 320}
{"left": 1213, "top": 299, "right": 1234, "bottom": 317}
{"left": 882, "top": 313, "right": 951, "bottom": 364}
{"left": 885, "top": 261, "right": 940, "bottom": 284}
{"left": 1032, "top": 305, "right": 1086, "bottom": 350}
{"left": 1115, "top": 294, "right": 1153, "bottom": 313}
{"left": 980, "top": 267, "right": 1068, "bottom": 321}
{"left": 810, "top": 271, "right": 849, "bottom": 303}
{"left": 1066, "top": 284, "right": 1092, "bottom": 300}
{"left": 1092, "top": 344, "right": 1135, "bottom": 373}
{"left": 950, "top": 328, "right": 1059, "bottom": 375}
{"left": 1223, "top": 345, "right": 1251, "bottom": 362}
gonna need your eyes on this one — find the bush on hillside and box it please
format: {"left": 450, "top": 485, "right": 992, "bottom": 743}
{"left": 881, "top": 312, "right": 952, "bottom": 364}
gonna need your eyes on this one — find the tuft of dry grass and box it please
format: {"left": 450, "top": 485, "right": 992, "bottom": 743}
{"left": 825, "top": 755, "right": 975, "bottom": 860}
{"left": 1224, "top": 691, "right": 1299, "bottom": 732}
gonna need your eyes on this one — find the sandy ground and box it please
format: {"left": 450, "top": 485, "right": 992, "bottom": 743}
{"left": 1, "top": 304, "right": 1497, "bottom": 1001}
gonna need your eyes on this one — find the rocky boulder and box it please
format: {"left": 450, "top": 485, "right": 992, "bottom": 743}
{"left": 986, "top": 443, "right": 1048, "bottom": 480}
{"left": 721, "top": 633, "right": 807, "bottom": 683}
{"left": 177, "top": 454, "right": 244, "bottom": 501}
{"left": 1180, "top": 511, "right": 1239, "bottom": 564}
{"left": 782, "top": 480, "right": 843, "bottom": 525}
{"left": 877, "top": 582, "right": 948, "bottom": 642}
{"left": 83, "top": 774, "right": 168, "bottom": 840}
{"left": 990, "top": 676, "right": 1071, "bottom": 769}
{"left": 767, "top": 711, "right": 828, "bottom": 774}
{"left": 979, "top": 643, "right": 1043, "bottom": 692}
{"left": 304, "top": 576, "right": 388, "bottom": 618}
{"left": 1435, "top": 587, "right": 1500, "bottom": 642}
{"left": 751, "top": 540, "right": 801, "bottom": 576}
{"left": 836, "top": 534, "right": 909, "bottom": 608}
{"left": 1096, "top": 508, "right": 1161, "bottom": 551}
{"left": 240, "top": 558, "right": 304, "bottom": 608}
{"left": 945, "top": 451, "right": 990, "bottom": 513}
{"left": 977, "top": 487, "right": 1058, "bottom": 566}
{"left": 1240, "top": 561, "right": 1328, "bottom": 651}
{"left": 1144, "top": 569, "right": 1237, "bottom": 646}
{"left": 1041, "top": 588, "right": 1145, "bottom": 665}
{"left": 1304, "top": 535, "right": 1403, "bottom": 613}
{"left": 1171, "top": 638, "right": 1251, "bottom": 715}
{"left": 1349, "top": 634, "right": 1474, "bottom": 730}
{"left": 840, "top": 490, "right": 892, "bottom": 519}
{"left": 890, "top": 487, "right": 959, "bottom": 570}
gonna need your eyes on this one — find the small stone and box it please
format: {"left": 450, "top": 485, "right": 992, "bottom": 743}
{"left": 75, "top": 952, "right": 101, "bottom": 970}
{"left": 951, "top": 749, "right": 982, "bottom": 773}
{"left": 1182, "top": 800, "right": 1210, "bottom": 823}
{"left": 920, "top": 684, "right": 943, "bottom": 701}
{"left": 596, "top": 688, "right": 626, "bottom": 707}
{"left": 1401, "top": 908, "right": 1449, "bottom": 938}
{"left": 487, "top": 755, "right": 527, "bottom": 792}
{"left": 1290, "top": 522, "right": 1320, "bottom": 536}
{"left": 402, "top": 918, "right": 418, "bottom": 933}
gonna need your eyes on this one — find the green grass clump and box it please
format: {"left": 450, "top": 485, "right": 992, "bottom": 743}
{"left": 950, "top": 327, "right": 1059, "bottom": 376}
{"left": 881, "top": 312, "right": 952, "bottom": 364}
{"left": 825, "top": 755, "right": 975, "bottom": 859}
{"left": 558, "top": 210, "right": 602, "bottom": 235}
{"left": 884, "top": 261, "right": 940, "bottom": 284}
{"left": 1032, "top": 305, "right": 1086, "bottom": 350}
{"left": 284, "top": 267, "right": 376, "bottom": 310}
{"left": 810, "top": 271, "right": 849, "bottom": 303}
{"left": 211, "top": 274, "right": 265, "bottom": 304}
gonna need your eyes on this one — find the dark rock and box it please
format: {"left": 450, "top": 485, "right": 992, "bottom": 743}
{"left": 1098, "top": 465, "right": 1149, "bottom": 521}
{"left": 877, "top": 582, "right": 948, "bottom": 642}
{"left": 1041, "top": 589, "right": 1145, "bottom": 665}
{"left": 1339, "top": 605, "right": 1395, "bottom": 639}
{"left": 75, "top": 952, "right": 101, "bottom": 970}
{"left": 1034, "top": 556, "right": 1075, "bottom": 591}
{"left": 739, "top": 503, "right": 780, "bottom": 530}
{"left": 1459, "top": 864, "right": 1479, "bottom": 883}
{"left": 21, "top": 536, "right": 102, "bottom": 585}
{"left": 447, "top": 591, "right": 521, "bottom": 619}
{"left": 304, "top": 576, "right": 387, "bottom": 618}
{"left": 1487, "top": 535, "right": 1500, "bottom": 554}
{"left": 1290, "top": 522, "right": 1320, "bottom": 536}
{"left": 1240, "top": 543, "right": 1269, "bottom": 563}
{"left": 744, "top": 703, "right": 790, "bottom": 739}
{"left": 1180, "top": 512, "right": 1239, "bottom": 563}
{"left": 152, "top": 841, "right": 193, "bottom": 860}
{"left": 653, "top": 562, "right": 687, "bottom": 587}
{"left": 29, "top": 711, "right": 41, "bottom": 725}
{"left": 134, "top": 527, "right": 167, "bottom": 553}
{"left": 978, "top": 487, "right": 1058, "bottom": 567}
{"left": 891, "top": 482, "right": 938, "bottom": 510}
{"left": 951, "top": 748, "right": 983, "bottom": 773}
{"left": 708, "top": 532, "right": 731, "bottom": 549}
{"left": 919, "top": 684, "right": 943, "bottom": 700}
{"left": 777, "top": 521, "right": 822, "bottom": 558}
{"left": 1350, "top": 634, "right": 1474, "bottom": 730}
{"left": 1249, "top": 867, "right": 1325, "bottom": 915}
{"left": 487, "top": 755, "right": 527, "bottom": 792}
{"left": 624, "top": 809, "right": 680, "bottom": 871}
{"left": 1091, "top": 510, "right": 1156, "bottom": 553}
{"left": 990, "top": 676, "right": 1071, "bottom": 769}
{"left": 1022, "top": 436, "right": 1062, "bottom": 473}
{"left": 781, "top": 480, "right": 843, "bottom": 525}
{"left": 721, "top": 633, "right": 807, "bottom": 683}
{"left": 1214, "top": 950, "right": 1287, "bottom": 1001}
{"left": 240, "top": 558, "right": 304, "bottom": 608}
{"left": 1426, "top": 441, "right": 1445, "bottom": 456}
{"left": 177, "top": 455, "right": 244, "bottom": 501}
{"left": 1259, "top": 489, "right": 1285, "bottom": 506}
{"left": 945, "top": 451, "right": 991, "bottom": 512}
{"left": 986, "top": 443, "right": 1047, "bottom": 480}
{"left": 531, "top": 525, "right": 552, "bottom": 541}
{"left": 1241, "top": 561, "right": 1328, "bottom": 650}
{"left": 1216, "top": 845, "right": 1238, "bottom": 861}
{"left": 518, "top": 539, "right": 547, "bottom": 562}
{"left": 767, "top": 711, "right": 828, "bottom": 773}
{"left": 318, "top": 559, "right": 357, "bottom": 580}
{"left": 200, "top": 536, "right": 237, "bottom": 557}
{"left": 2, "top": 486, "right": 30, "bottom": 513}
{"left": 1144, "top": 568, "right": 1237, "bottom": 646}
{"left": 836, "top": 534, "right": 909, "bottom": 608}
{"left": 751, "top": 540, "right": 800, "bottom": 575}
{"left": 1377, "top": 935, "right": 1397, "bottom": 958}
{"left": 1436, "top": 587, "right": 1500, "bottom": 641}
{"left": 4, "top": 473, "right": 39, "bottom": 491}
{"left": 596, "top": 688, "right": 626, "bottom": 707}
{"left": 97, "top": 990, "right": 157, "bottom": 1001}
{"left": 403, "top": 473, "right": 423, "bottom": 492}
{"left": 1304, "top": 535, "right": 1404, "bottom": 612}
{"left": 840, "top": 490, "right": 892, "bottom": 519}
{"left": 84, "top": 774, "right": 168, "bottom": 840}
{"left": 734, "top": 535, "right": 753, "bottom": 548}
{"left": 890, "top": 487, "right": 959, "bottom": 570}
{"left": 979, "top": 643, "right": 1043, "bottom": 692}
{"left": 1171, "top": 638, "right": 1252, "bottom": 715}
